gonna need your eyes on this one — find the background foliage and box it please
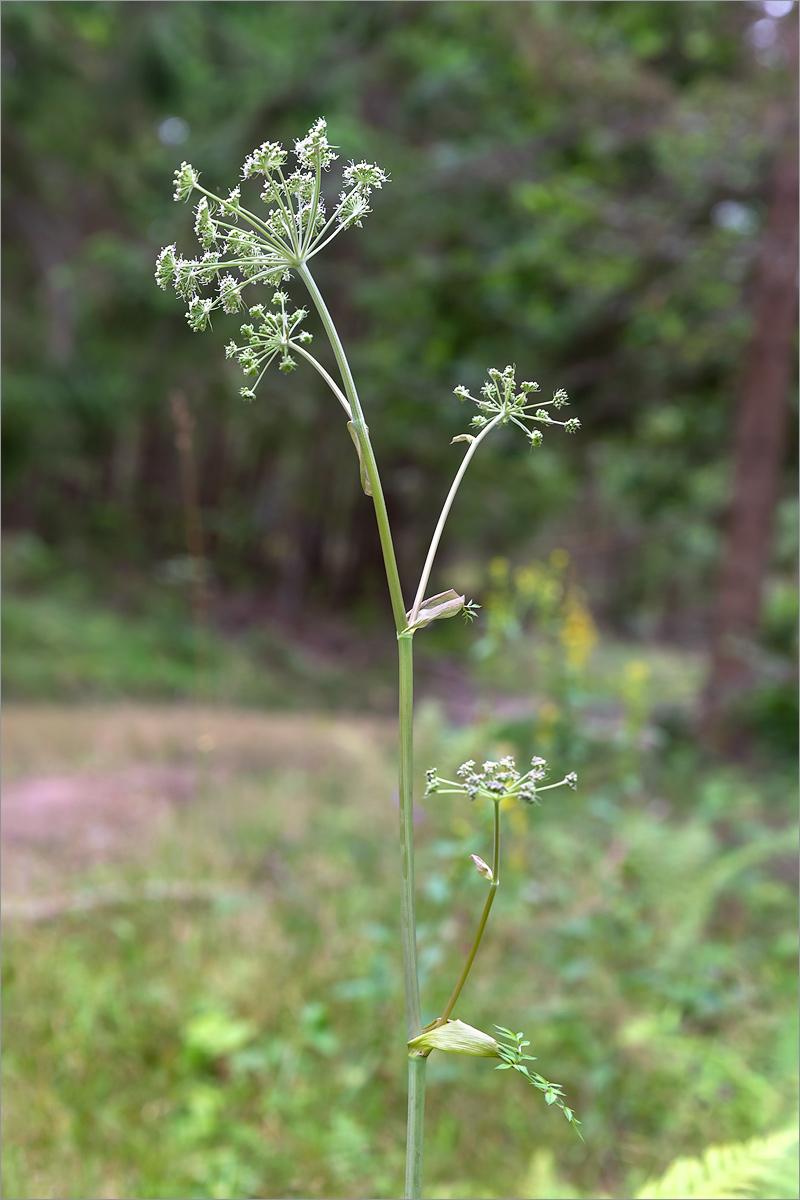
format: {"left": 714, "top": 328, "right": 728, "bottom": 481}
{"left": 3, "top": 0, "right": 796, "bottom": 637}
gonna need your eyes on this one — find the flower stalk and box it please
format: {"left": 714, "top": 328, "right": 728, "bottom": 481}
{"left": 156, "top": 118, "right": 582, "bottom": 1200}
{"left": 439, "top": 798, "right": 501, "bottom": 1025}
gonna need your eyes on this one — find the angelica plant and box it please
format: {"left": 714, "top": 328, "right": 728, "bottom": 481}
{"left": 157, "top": 118, "right": 581, "bottom": 1199}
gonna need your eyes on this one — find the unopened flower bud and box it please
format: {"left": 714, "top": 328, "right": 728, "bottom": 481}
{"left": 470, "top": 854, "right": 493, "bottom": 882}
{"left": 408, "top": 1019, "right": 501, "bottom": 1058}
{"left": 424, "top": 768, "right": 440, "bottom": 796}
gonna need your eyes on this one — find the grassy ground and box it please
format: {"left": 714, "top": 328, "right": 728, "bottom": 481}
{"left": 2, "top": 702, "right": 797, "bottom": 1200}
{"left": 2, "top": 538, "right": 797, "bottom": 1197}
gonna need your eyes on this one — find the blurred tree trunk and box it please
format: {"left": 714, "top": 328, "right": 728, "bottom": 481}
{"left": 701, "top": 75, "right": 798, "bottom": 745}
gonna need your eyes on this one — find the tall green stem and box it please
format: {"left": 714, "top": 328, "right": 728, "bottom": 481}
{"left": 400, "top": 633, "right": 425, "bottom": 1196}
{"left": 405, "top": 1055, "right": 427, "bottom": 1200}
{"left": 297, "top": 262, "right": 407, "bottom": 632}
{"left": 397, "top": 636, "right": 421, "bottom": 1036}
{"left": 297, "top": 261, "right": 425, "bottom": 1198}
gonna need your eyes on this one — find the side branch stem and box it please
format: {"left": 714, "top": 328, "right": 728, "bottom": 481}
{"left": 439, "top": 800, "right": 501, "bottom": 1023}
{"left": 409, "top": 413, "right": 503, "bottom": 624}
{"left": 291, "top": 343, "right": 352, "bottom": 418}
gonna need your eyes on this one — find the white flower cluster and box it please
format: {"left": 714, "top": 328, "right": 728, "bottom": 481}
{"left": 155, "top": 118, "right": 390, "bottom": 394}
{"left": 295, "top": 118, "right": 338, "bottom": 171}
{"left": 173, "top": 161, "right": 200, "bottom": 202}
{"left": 453, "top": 365, "right": 580, "bottom": 448}
{"left": 241, "top": 140, "right": 288, "bottom": 179}
{"left": 337, "top": 159, "right": 390, "bottom": 229}
{"left": 425, "top": 755, "right": 577, "bottom": 805}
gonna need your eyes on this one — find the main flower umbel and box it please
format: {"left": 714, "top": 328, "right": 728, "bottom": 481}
{"left": 155, "top": 118, "right": 388, "bottom": 398}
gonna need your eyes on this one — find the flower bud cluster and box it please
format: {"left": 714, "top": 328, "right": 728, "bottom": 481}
{"left": 452, "top": 365, "right": 579, "bottom": 449}
{"left": 155, "top": 244, "right": 178, "bottom": 290}
{"left": 424, "top": 754, "right": 575, "bottom": 805}
{"left": 224, "top": 291, "right": 312, "bottom": 398}
{"left": 186, "top": 295, "right": 214, "bottom": 332}
{"left": 156, "top": 119, "right": 389, "bottom": 399}
{"left": 173, "top": 161, "right": 200, "bottom": 202}
{"left": 194, "top": 197, "right": 216, "bottom": 248}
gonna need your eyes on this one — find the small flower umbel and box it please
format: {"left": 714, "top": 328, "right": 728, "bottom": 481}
{"left": 224, "top": 291, "right": 314, "bottom": 401}
{"left": 453, "top": 365, "right": 580, "bottom": 449}
{"left": 425, "top": 754, "right": 577, "bottom": 804}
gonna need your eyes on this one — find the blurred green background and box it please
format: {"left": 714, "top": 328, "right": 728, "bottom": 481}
{"left": 1, "top": 3, "right": 798, "bottom": 1199}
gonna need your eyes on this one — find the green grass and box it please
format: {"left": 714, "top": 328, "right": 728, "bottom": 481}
{"left": 2, "top": 705, "right": 797, "bottom": 1200}
{"left": 1, "top": 535, "right": 394, "bottom": 712}
{"left": 2, "top": 538, "right": 796, "bottom": 1196}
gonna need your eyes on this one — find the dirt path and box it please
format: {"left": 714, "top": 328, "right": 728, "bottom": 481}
{"left": 2, "top": 704, "right": 394, "bottom": 901}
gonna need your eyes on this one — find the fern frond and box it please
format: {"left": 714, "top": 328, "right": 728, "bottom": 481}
{"left": 636, "top": 1124, "right": 799, "bottom": 1200}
